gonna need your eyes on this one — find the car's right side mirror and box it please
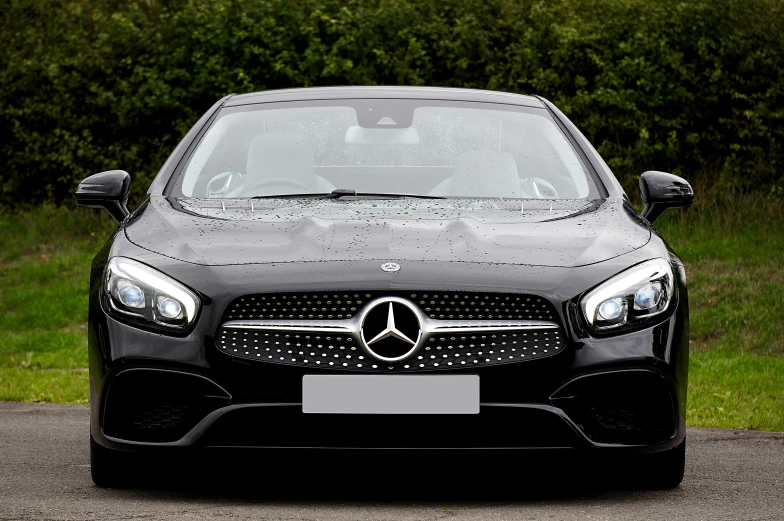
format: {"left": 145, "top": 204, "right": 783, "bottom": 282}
{"left": 639, "top": 171, "right": 694, "bottom": 224}
{"left": 75, "top": 170, "right": 131, "bottom": 223}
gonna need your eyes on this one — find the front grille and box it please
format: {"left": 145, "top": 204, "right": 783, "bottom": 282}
{"left": 222, "top": 291, "right": 557, "bottom": 321}
{"left": 217, "top": 327, "right": 564, "bottom": 372}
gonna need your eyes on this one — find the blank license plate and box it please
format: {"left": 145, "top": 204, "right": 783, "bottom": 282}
{"left": 302, "top": 374, "right": 479, "bottom": 414}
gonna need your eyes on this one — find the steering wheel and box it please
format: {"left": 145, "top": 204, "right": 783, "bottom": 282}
{"left": 520, "top": 177, "right": 559, "bottom": 199}
{"left": 233, "top": 177, "right": 312, "bottom": 197}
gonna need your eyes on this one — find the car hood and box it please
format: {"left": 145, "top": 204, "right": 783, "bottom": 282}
{"left": 124, "top": 196, "right": 650, "bottom": 268}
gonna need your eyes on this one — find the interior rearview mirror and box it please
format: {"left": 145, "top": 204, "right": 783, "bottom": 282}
{"left": 75, "top": 170, "right": 131, "bottom": 223}
{"left": 345, "top": 126, "right": 420, "bottom": 145}
{"left": 639, "top": 171, "right": 694, "bottom": 224}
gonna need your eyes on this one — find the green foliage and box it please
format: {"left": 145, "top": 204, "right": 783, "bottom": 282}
{"left": 1, "top": 0, "right": 783, "bottom": 205}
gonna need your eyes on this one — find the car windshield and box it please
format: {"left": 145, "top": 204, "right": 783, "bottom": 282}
{"left": 174, "top": 99, "right": 597, "bottom": 200}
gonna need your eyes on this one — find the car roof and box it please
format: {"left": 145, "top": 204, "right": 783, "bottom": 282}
{"left": 224, "top": 86, "right": 545, "bottom": 108}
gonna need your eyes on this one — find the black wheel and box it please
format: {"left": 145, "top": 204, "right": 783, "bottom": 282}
{"left": 637, "top": 439, "right": 686, "bottom": 489}
{"left": 90, "top": 436, "right": 135, "bottom": 488}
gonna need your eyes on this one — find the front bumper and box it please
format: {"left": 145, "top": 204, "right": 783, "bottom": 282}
{"left": 92, "top": 358, "right": 685, "bottom": 454}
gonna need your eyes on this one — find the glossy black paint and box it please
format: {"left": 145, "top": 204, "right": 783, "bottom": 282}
{"left": 75, "top": 170, "right": 131, "bottom": 222}
{"left": 82, "top": 87, "right": 690, "bottom": 458}
{"left": 125, "top": 197, "right": 650, "bottom": 267}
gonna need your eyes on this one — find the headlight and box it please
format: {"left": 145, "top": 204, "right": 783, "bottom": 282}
{"left": 581, "top": 258, "right": 674, "bottom": 333}
{"left": 104, "top": 257, "right": 200, "bottom": 332}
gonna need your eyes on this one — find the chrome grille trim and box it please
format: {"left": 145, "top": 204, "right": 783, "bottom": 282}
{"left": 222, "top": 318, "right": 559, "bottom": 336}
{"left": 222, "top": 320, "right": 353, "bottom": 334}
{"left": 428, "top": 321, "right": 559, "bottom": 334}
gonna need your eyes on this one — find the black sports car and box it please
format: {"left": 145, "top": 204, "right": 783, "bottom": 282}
{"left": 76, "top": 86, "right": 694, "bottom": 488}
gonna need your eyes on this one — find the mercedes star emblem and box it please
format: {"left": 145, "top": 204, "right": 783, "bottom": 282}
{"left": 366, "top": 303, "right": 417, "bottom": 346}
{"left": 380, "top": 262, "right": 401, "bottom": 273}
{"left": 359, "top": 298, "right": 422, "bottom": 362}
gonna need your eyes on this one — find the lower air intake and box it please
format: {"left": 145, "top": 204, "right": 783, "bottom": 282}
{"left": 552, "top": 370, "right": 677, "bottom": 444}
{"left": 103, "top": 369, "right": 230, "bottom": 443}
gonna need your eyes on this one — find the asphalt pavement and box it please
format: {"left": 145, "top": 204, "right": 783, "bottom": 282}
{"left": 0, "top": 401, "right": 782, "bottom": 520}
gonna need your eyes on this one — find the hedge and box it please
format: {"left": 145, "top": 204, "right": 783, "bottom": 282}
{"left": 1, "top": 0, "right": 782, "bottom": 205}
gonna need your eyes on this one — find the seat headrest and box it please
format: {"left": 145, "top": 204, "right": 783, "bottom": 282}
{"left": 246, "top": 132, "right": 316, "bottom": 189}
{"left": 451, "top": 150, "right": 521, "bottom": 198}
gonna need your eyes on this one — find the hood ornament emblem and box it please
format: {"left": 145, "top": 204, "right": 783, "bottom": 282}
{"left": 381, "top": 262, "right": 401, "bottom": 273}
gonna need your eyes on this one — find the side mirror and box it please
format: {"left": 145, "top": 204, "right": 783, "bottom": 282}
{"left": 639, "top": 171, "right": 694, "bottom": 224}
{"left": 75, "top": 170, "right": 131, "bottom": 223}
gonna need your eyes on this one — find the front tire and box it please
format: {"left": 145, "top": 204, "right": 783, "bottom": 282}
{"left": 90, "top": 436, "right": 135, "bottom": 488}
{"left": 638, "top": 440, "right": 686, "bottom": 489}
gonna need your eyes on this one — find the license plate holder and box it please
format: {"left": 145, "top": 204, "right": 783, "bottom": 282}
{"left": 302, "top": 374, "right": 479, "bottom": 414}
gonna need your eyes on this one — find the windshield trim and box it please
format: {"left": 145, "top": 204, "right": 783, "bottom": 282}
{"left": 224, "top": 86, "right": 545, "bottom": 108}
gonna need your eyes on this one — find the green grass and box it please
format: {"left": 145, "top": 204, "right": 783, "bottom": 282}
{"left": 0, "top": 367, "right": 89, "bottom": 404}
{"left": 0, "top": 206, "right": 114, "bottom": 403}
{"left": 0, "top": 197, "right": 782, "bottom": 430}
{"left": 688, "top": 352, "right": 784, "bottom": 430}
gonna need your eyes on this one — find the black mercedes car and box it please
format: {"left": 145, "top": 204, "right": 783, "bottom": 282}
{"left": 76, "top": 86, "right": 694, "bottom": 489}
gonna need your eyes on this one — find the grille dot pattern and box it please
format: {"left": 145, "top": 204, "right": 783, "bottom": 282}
{"left": 218, "top": 330, "right": 360, "bottom": 367}
{"left": 131, "top": 406, "right": 188, "bottom": 431}
{"left": 413, "top": 293, "right": 554, "bottom": 320}
{"left": 223, "top": 291, "right": 556, "bottom": 321}
{"left": 224, "top": 293, "right": 370, "bottom": 321}
{"left": 217, "top": 328, "right": 564, "bottom": 372}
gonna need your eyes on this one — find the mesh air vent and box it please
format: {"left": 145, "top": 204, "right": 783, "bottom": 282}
{"left": 131, "top": 405, "right": 189, "bottom": 431}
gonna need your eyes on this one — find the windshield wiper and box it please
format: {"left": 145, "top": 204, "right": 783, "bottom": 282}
{"left": 251, "top": 193, "right": 330, "bottom": 199}
{"left": 251, "top": 189, "right": 445, "bottom": 200}
{"left": 320, "top": 189, "right": 445, "bottom": 200}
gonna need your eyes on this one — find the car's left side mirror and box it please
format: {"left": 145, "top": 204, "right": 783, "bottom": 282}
{"left": 639, "top": 171, "right": 694, "bottom": 224}
{"left": 75, "top": 170, "right": 131, "bottom": 223}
